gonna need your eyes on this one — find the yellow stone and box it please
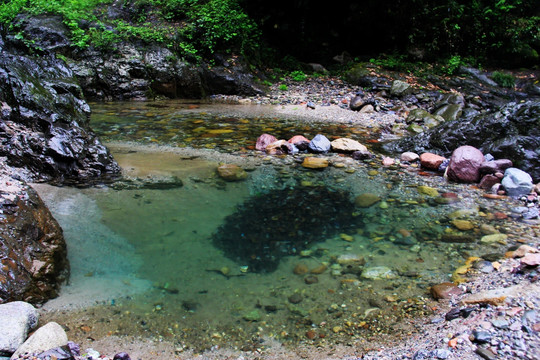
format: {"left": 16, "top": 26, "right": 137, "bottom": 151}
{"left": 481, "top": 234, "right": 508, "bottom": 245}
{"left": 302, "top": 157, "right": 329, "bottom": 169}
{"left": 451, "top": 219, "right": 475, "bottom": 231}
{"left": 368, "top": 170, "right": 379, "bottom": 176}
{"left": 207, "top": 129, "right": 233, "bottom": 134}
{"left": 340, "top": 233, "right": 354, "bottom": 242}
{"left": 355, "top": 193, "right": 381, "bottom": 207}
{"left": 417, "top": 185, "right": 439, "bottom": 197}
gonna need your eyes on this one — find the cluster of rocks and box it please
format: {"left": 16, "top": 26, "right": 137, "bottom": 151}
{"left": 0, "top": 301, "right": 130, "bottom": 360}
{"left": 255, "top": 133, "right": 372, "bottom": 169}
{"left": 362, "top": 244, "right": 540, "bottom": 360}
{"left": 251, "top": 131, "right": 540, "bottom": 220}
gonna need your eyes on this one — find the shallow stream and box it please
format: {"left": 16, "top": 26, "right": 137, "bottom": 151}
{"left": 34, "top": 100, "right": 523, "bottom": 354}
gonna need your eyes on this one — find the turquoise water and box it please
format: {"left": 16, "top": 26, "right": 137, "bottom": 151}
{"left": 35, "top": 101, "right": 520, "bottom": 353}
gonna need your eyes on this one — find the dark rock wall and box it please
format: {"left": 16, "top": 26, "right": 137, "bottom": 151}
{"left": 0, "top": 32, "right": 120, "bottom": 183}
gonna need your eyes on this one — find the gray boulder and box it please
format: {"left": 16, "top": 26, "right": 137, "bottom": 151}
{"left": 308, "top": 134, "right": 331, "bottom": 153}
{"left": 10, "top": 322, "right": 68, "bottom": 359}
{"left": 390, "top": 80, "right": 411, "bottom": 97}
{"left": 0, "top": 302, "right": 38, "bottom": 356}
{"left": 501, "top": 168, "right": 534, "bottom": 197}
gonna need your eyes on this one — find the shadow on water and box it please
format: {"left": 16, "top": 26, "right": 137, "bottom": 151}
{"left": 212, "top": 185, "right": 360, "bottom": 272}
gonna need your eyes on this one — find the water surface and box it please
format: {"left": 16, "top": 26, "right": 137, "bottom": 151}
{"left": 36, "top": 101, "right": 517, "bottom": 353}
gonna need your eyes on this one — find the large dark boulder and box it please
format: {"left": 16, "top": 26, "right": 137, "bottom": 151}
{"left": 0, "top": 174, "right": 68, "bottom": 305}
{"left": 383, "top": 100, "right": 540, "bottom": 182}
{"left": 0, "top": 32, "right": 120, "bottom": 183}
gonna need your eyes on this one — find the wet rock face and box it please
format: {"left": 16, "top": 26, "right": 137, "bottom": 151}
{"left": 0, "top": 176, "right": 68, "bottom": 305}
{"left": 0, "top": 33, "right": 120, "bottom": 183}
{"left": 384, "top": 100, "right": 540, "bottom": 182}
{"left": 13, "top": 14, "right": 264, "bottom": 101}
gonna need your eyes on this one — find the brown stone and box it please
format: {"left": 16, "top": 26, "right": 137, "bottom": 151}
{"left": 293, "top": 263, "right": 309, "bottom": 275}
{"left": 304, "top": 275, "right": 319, "bottom": 284}
{"left": 479, "top": 174, "right": 501, "bottom": 190}
{"left": 0, "top": 177, "right": 68, "bottom": 305}
{"left": 217, "top": 164, "right": 247, "bottom": 181}
{"left": 446, "top": 145, "right": 485, "bottom": 183}
{"left": 431, "top": 282, "right": 463, "bottom": 300}
{"left": 420, "top": 153, "right": 446, "bottom": 170}
{"left": 354, "top": 193, "right": 381, "bottom": 207}
{"left": 301, "top": 157, "right": 329, "bottom": 169}
{"left": 256, "top": 133, "right": 278, "bottom": 151}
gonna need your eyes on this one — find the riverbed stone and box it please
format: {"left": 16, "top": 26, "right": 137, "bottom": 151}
{"left": 420, "top": 153, "right": 446, "bottom": 170}
{"left": 308, "top": 134, "right": 331, "bottom": 153}
{"left": 361, "top": 266, "right": 397, "bottom": 280}
{"left": 430, "top": 282, "right": 463, "bottom": 300}
{"left": 255, "top": 134, "right": 278, "bottom": 151}
{"left": 480, "top": 234, "right": 508, "bottom": 245}
{"left": 355, "top": 193, "right": 381, "bottom": 207}
{"left": 417, "top": 185, "right": 439, "bottom": 197}
{"left": 11, "top": 322, "right": 68, "bottom": 359}
{"left": 301, "top": 157, "right": 329, "bottom": 169}
{"left": 216, "top": 164, "right": 247, "bottom": 181}
{"left": 447, "top": 145, "right": 485, "bottom": 183}
{"left": 451, "top": 219, "right": 475, "bottom": 231}
{"left": 501, "top": 167, "right": 534, "bottom": 197}
{"left": 0, "top": 302, "right": 39, "bottom": 356}
{"left": 400, "top": 152, "right": 419, "bottom": 162}
{"left": 330, "top": 138, "right": 367, "bottom": 153}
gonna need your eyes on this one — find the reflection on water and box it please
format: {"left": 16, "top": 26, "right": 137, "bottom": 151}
{"left": 35, "top": 102, "right": 517, "bottom": 353}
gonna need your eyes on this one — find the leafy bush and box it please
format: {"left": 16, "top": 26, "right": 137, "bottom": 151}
{"left": 289, "top": 70, "right": 306, "bottom": 81}
{"left": 491, "top": 71, "right": 515, "bottom": 88}
{"left": 278, "top": 84, "right": 288, "bottom": 91}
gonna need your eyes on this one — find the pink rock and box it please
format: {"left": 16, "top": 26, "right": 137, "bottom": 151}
{"left": 382, "top": 157, "right": 395, "bottom": 166}
{"left": 446, "top": 145, "right": 485, "bottom": 183}
{"left": 288, "top": 135, "right": 310, "bottom": 144}
{"left": 420, "top": 153, "right": 446, "bottom": 170}
{"left": 256, "top": 134, "right": 278, "bottom": 151}
{"left": 521, "top": 253, "right": 540, "bottom": 266}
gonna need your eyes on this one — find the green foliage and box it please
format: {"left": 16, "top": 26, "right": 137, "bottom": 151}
{"left": 0, "top": 0, "right": 260, "bottom": 63}
{"left": 490, "top": 71, "right": 516, "bottom": 88}
{"left": 289, "top": 70, "right": 306, "bottom": 81}
{"left": 176, "top": 0, "right": 260, "bottom": 58}
{"left": 278, "top": 84, "right": 288, "bottom": 91}
{"left": 442, "top": 55, "right": 463, "bottom": 75}
{"left": 408, "top": 0, "right": 540, "bottom": 65}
